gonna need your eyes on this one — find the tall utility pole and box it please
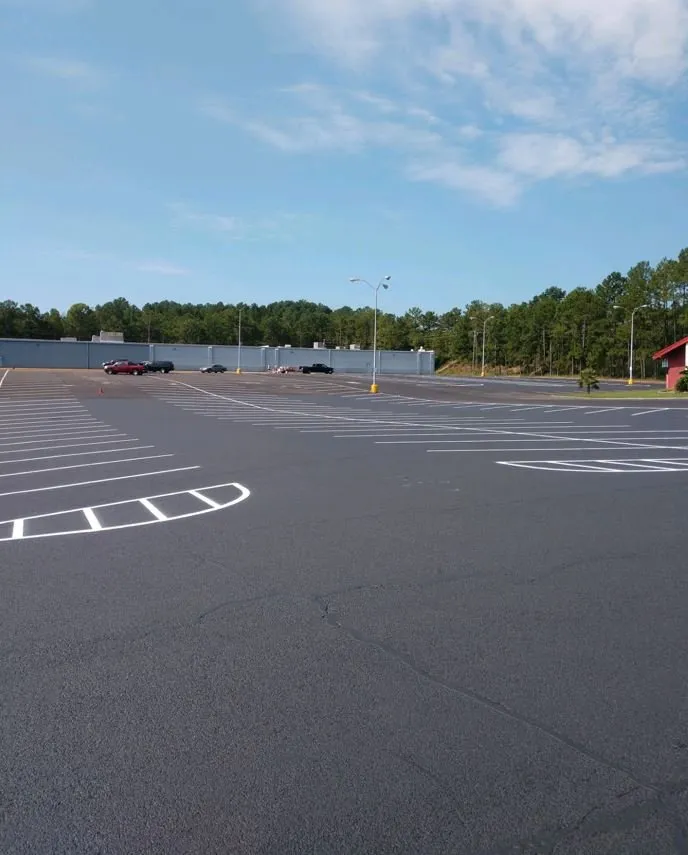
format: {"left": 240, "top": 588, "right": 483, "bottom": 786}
{"left": 628, "top": 304, "right": 649, "bottom": 385}
{"left": 470, "top": 316, "right": 478, "bottom": 372}
{"left": 615, "top": 304, "right": 649, "bottom": 384}
{"left": 481, "top": 316, "right": 495, "bottom": 378}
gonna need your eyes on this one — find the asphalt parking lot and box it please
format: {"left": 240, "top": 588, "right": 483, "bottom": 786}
{"left": 3, "top": 369, "right": 688, "bottom": 854}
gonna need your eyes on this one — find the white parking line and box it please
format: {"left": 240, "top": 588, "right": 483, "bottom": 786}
{"left": 1, "top": 481, "right": 251, "bottom": 542}
{"left": 189, "top": 490, "right": 221, "bottom": 508}
{"left": 497, "top": 457, "right": 688, "bottom": 472}
{"left": 632, "top": 408, "right": 670, "bottom": 417}
{"left": 0, "top": 370, "right": 9, "bottom": 388}
{"left": 0, "top": 438, "right": 139, "bottom": 456}
{"left": 331, "top": 431, "right": 474, "bottom": 438}
{"left": 0, "top": 428, "right": 120, "bottom": 444}
{"left": 0, "top": 403, "right": 84, "bottom": 411}
{"left": 610, "top": 461, "right": 677, "bottom": 470}
{"left": 0, "top": 416, "right": 96, "bottom": 428}
{"left": 375, "top": 437, "right": 657, "bottom": 445}
{"left": 0, "top": 446, "right": 154, "bottom": 466}
{"left": 139, "top": 498, "right": 168, "bottom": 521}
{"left": 0, "top": 453, "right": 174, "bottom": 479}
{"left": 82, "top": 508, "right": 103, "bottom": 530}
{"left": 552, "top": 461, "right": 616, "bottom": 471}
{"left": 3, "top": 393, "right": 74, "bottom": 407}
{"left": 0, "top": 424, "right": 110, "bottom": 439}
{"left": 427, "top": 447, "right": 651, "bottom": 453}
{"left": 0, "top": 432, "right": 126, "bottom": 448}
{"left": 0, "top": 466, "right": 200, "bottom": 497}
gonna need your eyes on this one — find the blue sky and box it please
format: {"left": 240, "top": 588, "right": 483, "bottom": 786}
{"left": 2, "top": 0, "right": 687, "bottom": 315}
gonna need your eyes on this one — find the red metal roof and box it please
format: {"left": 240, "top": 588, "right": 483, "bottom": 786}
{"left": 652, "top": 336, "right": 688, "bottom": 360}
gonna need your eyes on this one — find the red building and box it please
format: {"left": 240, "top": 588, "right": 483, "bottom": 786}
{"left": 652, "top": 336, "right": 688, "bottom": 390}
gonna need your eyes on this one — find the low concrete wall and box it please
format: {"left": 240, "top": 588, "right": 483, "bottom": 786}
{"left": 0, "top": 338, "right": 435, "bottom": 375}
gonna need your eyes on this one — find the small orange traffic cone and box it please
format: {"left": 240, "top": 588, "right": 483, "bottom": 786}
{"left": 98, "top": 387, "right": 104, "bottom": 396}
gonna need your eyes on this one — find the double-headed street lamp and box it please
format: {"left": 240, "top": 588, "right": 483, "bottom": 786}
{"left": 481, "top": 316, "right": 495, "bottom": 377}
{"left": 614, "top": 303, "right": 649, "bottom": 385}
{"left": 349, "top": 275, "right": 391, "bottom": 393}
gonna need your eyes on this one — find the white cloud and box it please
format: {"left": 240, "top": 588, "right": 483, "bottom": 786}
{"left": 60, "top": 249, "right": 193, "bottom": 276}
{"left": 24, "top": 56, "right": 104, "bottom": 88}
{"left": 208, "top": 0, "right": 687, "bottom": 204}
{"left": 171, "top": 202, "right": 244, "bottom": 237}
{"left": 200, "top": 87, "right": 443, "bottom": 155}
{"left": 497, "top": 133, "right": 685, "bottom": 179}
{"left": 136, "top": 261, "right": 191, "bottom": 276}
{"left": 0, "top": 0, "right": 90, "bottom": 8}
{"left": 406, "top": 160, "right": 522, "bottom": 207}
{"left": 198, "top": 97, "right": 236, "bottom": 123}
{"left": 278, "top": 0, "right": 688, "bottom": 84}
{"left": 171, "top": 202, "right": 302, "bottom": 241}
{"left": 351, "top": 90, "right": 399, "bottom": 113}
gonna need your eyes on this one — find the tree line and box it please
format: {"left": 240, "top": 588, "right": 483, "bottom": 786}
{"left": 2, "top": 246, "right": 687, "bottom": 377}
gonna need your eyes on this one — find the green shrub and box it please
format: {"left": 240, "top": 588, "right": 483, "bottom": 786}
{"left": 578, "top": 369, "right": 600, "bottom": 394}
{"left": 675, "top": 370, "right": 688, "bottom": 393}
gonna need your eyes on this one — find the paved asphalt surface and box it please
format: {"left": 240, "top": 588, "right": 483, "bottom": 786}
{"left": 2, "top": 368, "right": 688, "bottom": 854}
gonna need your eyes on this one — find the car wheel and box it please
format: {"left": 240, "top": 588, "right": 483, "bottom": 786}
{"left": 162, "top": 368, "right": 169, "bottom": 374}
{"left": 105, "top": 369, "right": 113, "bottom": 374}
{"left": 133, "top": 370, "right": 140, "bottom": 376}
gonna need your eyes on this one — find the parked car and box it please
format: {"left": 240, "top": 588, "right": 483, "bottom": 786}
{"left": 143, "top": 360, "right": 174, "bottom": 374}
{"left": 102, "top": 358, "right": 129, "bottom": 368}
{"left": 299, "top": 363, "right": 334, "bottom": 374}
{"left": 104, "top": 360, "right": 146, "bottom": 375}
{"left": 200, "top": 364, "right": 227, "bottom": 373}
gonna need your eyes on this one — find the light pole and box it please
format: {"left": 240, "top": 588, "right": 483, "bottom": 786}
{"left": 481, "top": 316, "right": 495, "bottom": 377}
{"left": 628, "top": 303, "right": 649, "bottom": 385}
{"left": 470, "top": 316, "right": 478, "bottom": 373}
{"left": 349, "top": 275, "right": 391, "bottom": 393}
{"left": 236, "top": 306, "right": 242, "bottom": 375}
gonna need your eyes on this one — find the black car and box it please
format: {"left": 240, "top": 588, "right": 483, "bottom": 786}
{"left": 300, "top": 363, "right": 334, "bottom": 374}
{"left": 200, "top": 364, "right": 227, "bottom": 373}
{"left": 143, "top": 360, "right": 174, "bottom": 374}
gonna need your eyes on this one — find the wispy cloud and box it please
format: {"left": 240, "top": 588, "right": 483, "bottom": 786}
{"left": 171, "top": 202, "right": 304, "bottom": 241}
{"left": 60, "top": 249, "right": 192, "bottom": 276}
{"left": 223, "top": 0, "right": 688, "bottom": 205}
{"left": 273, "top": 0, "right": 688, "bottom": 84}
{"left": 136, "top": 261, "right": 191, "bottom": 276}
{"left": 171, "top": 202, "right": 243, "bottom": 237}
{"left": 201, "top": 87, "right": 442, "bottom": 155}
{"left": 201, "top": 77, "right": 685, "bottom": 206}
{"left": 0, "top": 0, "right": 91, "bottom": 9}
{"left": 23, "top": 55, "right": 105, "bottom": 88}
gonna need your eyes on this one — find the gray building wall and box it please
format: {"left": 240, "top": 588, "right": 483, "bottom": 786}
{"left": 0, "top": 339, "right": 435, "bottom": 375}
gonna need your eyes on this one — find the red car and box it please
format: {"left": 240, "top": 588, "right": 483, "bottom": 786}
{"left": 104, "top": 360, "right": 146, "bottom": 376}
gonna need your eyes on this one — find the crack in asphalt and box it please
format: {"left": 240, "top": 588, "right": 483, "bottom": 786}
{"left": 314, "top": 601, "right": 657, "bottom": 787}
{"left": 196, "top": 591, "right": 285, "bottom": 622}
{"left": 389, "top": 748, "right": 468, "bottom": 829}
{"left": 314, "top": 598, "right": 688, "bottom": 853}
